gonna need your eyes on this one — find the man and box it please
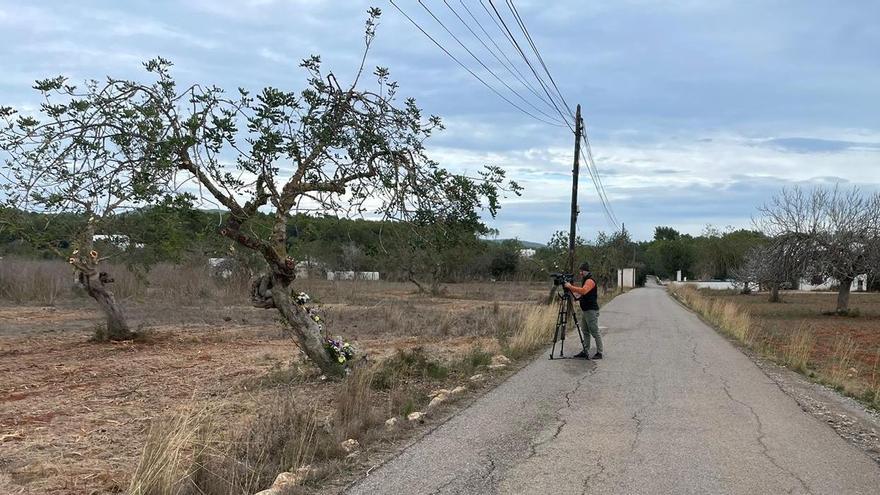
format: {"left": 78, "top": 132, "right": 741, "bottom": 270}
{"left": 564, "top": 262, "right": 603, "bottom": 359}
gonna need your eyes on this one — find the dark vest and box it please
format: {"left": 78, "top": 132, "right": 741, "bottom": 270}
{"left": 579, "top": 276, "right": 599, "bottom": 311}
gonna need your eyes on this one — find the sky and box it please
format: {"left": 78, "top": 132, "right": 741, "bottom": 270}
{"left": 1, "top": 0, "right": 878, "bottom": 242}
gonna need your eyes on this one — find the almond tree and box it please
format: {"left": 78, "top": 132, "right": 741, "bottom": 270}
{"left": 1, "top": 8, "right": 515, "bottom": 376}
{"left": 756, "top": 185, "right": 880, "bottom": 312}
{"left": 0, "top": 79, "right": 174, "bottom": 339}
{"left": 809, "top": 187, "right": 880, "bottom": 313}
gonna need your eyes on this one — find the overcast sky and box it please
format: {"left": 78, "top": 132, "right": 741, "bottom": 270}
{"left": 2, "top": 0, "right": 878, "bottom": 242}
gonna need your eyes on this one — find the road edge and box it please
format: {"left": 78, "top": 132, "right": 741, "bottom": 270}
{"left": 666, "top": 288, "right": 880, "bottom": 466}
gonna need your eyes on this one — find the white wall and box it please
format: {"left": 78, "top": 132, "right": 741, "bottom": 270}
{"left": 617, "top": 268, "right": 636, "bottom": 288}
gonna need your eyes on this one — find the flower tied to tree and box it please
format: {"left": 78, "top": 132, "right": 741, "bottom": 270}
{"left": 325, "top": 337, "right": 355, "bottom": 365}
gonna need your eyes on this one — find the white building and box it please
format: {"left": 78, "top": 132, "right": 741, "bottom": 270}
{"left": 93, "top": 234, "right": 144, "bottom": 249}
{"left": 617, "top": 268, "right": 636, "bottom": 288}
{"left": 519, "top": 248, "right": 536, "bottom": 258}
{"left": 327, "top": 271, "right": 380, "bottom": 281}
{"left": 798, "top": 274, "right": 869, "bottom": 292}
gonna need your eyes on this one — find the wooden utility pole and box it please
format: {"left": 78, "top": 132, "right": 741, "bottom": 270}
{"left": 567, "top": 104, "right": 583, "bottom": 274}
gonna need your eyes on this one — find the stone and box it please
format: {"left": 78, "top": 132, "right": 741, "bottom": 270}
{"left": 428, "top": 393, "right": 448, "bottom": 409}
{"left": 488, "top": 363, "right": 507, "bottom": 370}
{"left": 273, "top": 471, "right": 298, "bottom": 487}
{"left": 491, "top": 354, "right": 511, "bottom": 366}
{"left": 254, "top": 471, "right": 299, "bottom": 494}
{"left": 450, "top": 385, "right": 467, "bottom": 395}
{"left": 341, "top": 438, "right": 360, "bottom": 453}
{"left": 469, "top": 374, "right": 485, "bottom": 381}
{"left": 429, "top": 388, "right": 451, "bottom": 398}
{"left": 385, "top": 417, "right": 400, "bottom": 428}
{"left": 407, "top": 411, "right": 426, "bottom": 422}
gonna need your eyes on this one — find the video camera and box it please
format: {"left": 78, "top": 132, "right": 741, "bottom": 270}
{"left": 550, "top": 272, "right": 574, "bottom": 286}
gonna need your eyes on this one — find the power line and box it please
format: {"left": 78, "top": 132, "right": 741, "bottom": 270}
{"left": 416, "top": 0, "right": 565, "bottom": 124}
{"left": 505, "top": 0, "right": 575, "bottom": 118}
{"left": 449, "top": 0, "right": 557, "bottom": 112}
{"left": 392, "top": 0, "right": 620, "bottom": 228}
{"left": 581, "top": 134, "right": 618, "bottom": 227}
{"left": 388, "top": 0, "right": 567, "bottom": 127}
{"left": 495, "top": 1, "right": 618, "bottom": 226}
{"left": 481, "top": 0, "right": 574, "bottom": 132}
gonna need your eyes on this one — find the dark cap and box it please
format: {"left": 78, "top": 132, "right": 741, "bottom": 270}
{"left": 579, "top": 262, "right": 590, "bottom": 271}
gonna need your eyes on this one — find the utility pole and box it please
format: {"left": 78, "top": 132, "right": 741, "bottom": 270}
{"left": 555, "top": 105, "right": 585, "bottom": 359}
{"left": 568, "top": 104, "right": 583, "bottom": 274}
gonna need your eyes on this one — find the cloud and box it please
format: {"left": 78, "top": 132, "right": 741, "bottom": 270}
{"left": 1, "top": 0, "right": 878, "bottom": 244}
{"left": 758, "top": 137, "right": 880, "bottom": 153}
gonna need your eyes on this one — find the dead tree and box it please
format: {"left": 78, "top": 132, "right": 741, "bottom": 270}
{"left": 4, "top": 9, "right": 516, "bottom": 376}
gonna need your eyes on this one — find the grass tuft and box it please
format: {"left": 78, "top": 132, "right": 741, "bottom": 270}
{"left": 506, "top": 305, "right": 557, "bottom": 359}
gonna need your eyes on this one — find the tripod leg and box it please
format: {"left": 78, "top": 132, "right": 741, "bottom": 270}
{"left": 569, "top": 298, "right": 586, "bottom": 351}
{"left": 560, "top": 297, "right": 568, "bottom": 358}
{"left": 550, "top": 295, "right": 564, "bottom": 359}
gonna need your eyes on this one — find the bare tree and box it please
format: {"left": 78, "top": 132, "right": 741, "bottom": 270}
{"left": 0, "top": 79, "right": 174, "bottom": 339}
{"left": 808, "top": 187, "right": 880, "bottom": 313}
{"left": 0, "top": 9, "right": 515, "bottom": 376}
{"left": 756, "top": 185, "right": 880, "bottom": 313}
{"left": 732, "top": 242, "right": 799, "bottom": 302}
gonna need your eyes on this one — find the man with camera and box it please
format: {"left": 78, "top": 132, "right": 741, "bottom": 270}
{"left": 564, "top": 262, "right": 603, "bottom": 359}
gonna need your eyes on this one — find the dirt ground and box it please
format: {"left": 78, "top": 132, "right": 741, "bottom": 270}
{"left": 0, "top": 280, "right": 549, "bottom": 494}
{"left": 702, "top": 290, "right": 880, "bottom": 400}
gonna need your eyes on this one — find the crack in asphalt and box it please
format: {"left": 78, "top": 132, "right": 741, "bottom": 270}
{"left": 719, "top": 376, "right": 814, "bottom": 495}
{"left": 629, "top": 363, "right": 659, "bottom": 454}
{"left": 581, "top": 457, "right": 607, "bottom": 495}
{"left": 525, "top": 364, "right": 597, "bottom": 460}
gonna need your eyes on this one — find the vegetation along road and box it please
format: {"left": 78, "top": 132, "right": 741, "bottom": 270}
{"left": 347, "top": 282, "right": 880, "bottom": 494}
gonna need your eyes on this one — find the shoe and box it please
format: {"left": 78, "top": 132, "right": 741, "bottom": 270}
{"left": 593, "top": 352, "right": 603, "bottom": 359}
{"left": 573, "top": 350, "right": 590, "bottom": 359}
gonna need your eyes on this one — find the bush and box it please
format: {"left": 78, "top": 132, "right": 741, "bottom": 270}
{"left": 372, "top": 347, "right": 449, "bottom": 390}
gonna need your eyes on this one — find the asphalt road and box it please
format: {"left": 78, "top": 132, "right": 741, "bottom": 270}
{"left": 347, "top": 283, "right": 880, "bottom": 494}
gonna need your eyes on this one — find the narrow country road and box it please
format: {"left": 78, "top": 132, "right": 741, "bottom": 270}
{"left": 347, "top": 282, "right": 880, "bottom": 494}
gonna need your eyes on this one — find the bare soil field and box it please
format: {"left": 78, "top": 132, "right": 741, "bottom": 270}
{"left": 677, "top": 288, "right": 880, "bottom": 409}
{"left": 0, "top": 276, "right": 562, "bottom": 494}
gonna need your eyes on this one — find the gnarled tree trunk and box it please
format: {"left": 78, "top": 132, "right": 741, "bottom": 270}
{"left": 836, "top": 277, "right": 853, "bottom": 314}
{"left": 71, "top": 246, "right": 133, "bottom": 341}
{"left": 83, "top": 271, "right": 132, "bottom": 340}
{"left": 251, "top": 272, "right": 345, "bottom": 378}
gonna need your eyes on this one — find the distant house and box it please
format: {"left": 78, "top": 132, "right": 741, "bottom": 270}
{"left": 93, "top": 234, "right": 144, "bottom": 249}
{"left": 798, "top": 274, "right": 868, "bottom": 292}
{"left": 519, "top": 248, "right": 536, "bottom": 258}
{"left": 327, "top": 271, "right": 380, "bottom": 281}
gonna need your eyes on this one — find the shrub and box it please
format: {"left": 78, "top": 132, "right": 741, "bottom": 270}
{"left": 372, "top": 347, "right": 449, "bottom": 390}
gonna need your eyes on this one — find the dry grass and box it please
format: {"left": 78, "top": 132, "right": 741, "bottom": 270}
{"left": 0, "top": 257, "right": 253, "bottom": 307}
{"left": 783, "top": 324, "right": 816, "bottom": 373}
{"left": 506, "top": 305, "right": 557, "bottom": 359}
{"left": 670, "top": 284, "right": 880, "bottom": 410}
{"left": 670, "top": 284, "right": 755, "bottom": 344}
{"left": 129, "top": 396, "right": 337, "bottom": 495}
{"left": 828, "top": 335, "right": 858, "bottom": 387}
{"left": 335, "top": 367, "right": 380, "bottom": 441}
{"left": 0, "top": 258, "right": 70, "bottom": 304}
{"left": 129, "top": 407, "right": 208, "bottom": 495}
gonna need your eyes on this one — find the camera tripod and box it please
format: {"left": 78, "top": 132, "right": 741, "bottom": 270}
{"left": 550, "top": 288, "right": 586, "bottom": 359}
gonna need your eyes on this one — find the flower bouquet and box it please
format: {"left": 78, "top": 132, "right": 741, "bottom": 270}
{"left": 325, "top": 337, "right": 355, "bottom": 365}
